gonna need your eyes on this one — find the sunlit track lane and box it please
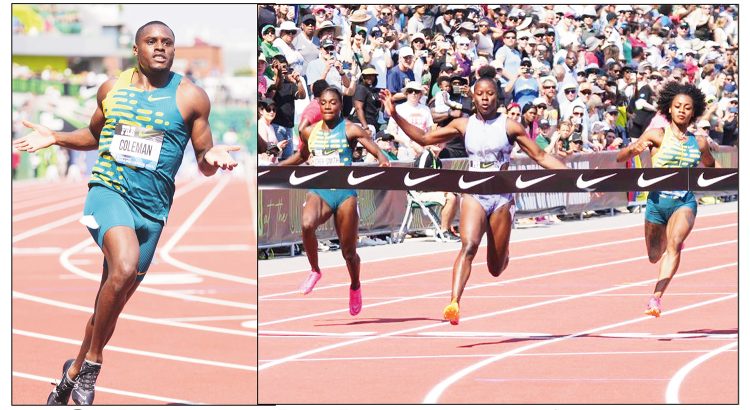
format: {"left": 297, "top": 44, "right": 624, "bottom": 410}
{"left": 258, "top": 209, "right": 736, "bottom": 404}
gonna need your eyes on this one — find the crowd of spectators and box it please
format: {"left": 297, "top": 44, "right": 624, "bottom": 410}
{"left": 258, "top": 4, "right": 738, "bottom": 165}
{"left": 257, "top": 4, "right": 739, "bottom": 241}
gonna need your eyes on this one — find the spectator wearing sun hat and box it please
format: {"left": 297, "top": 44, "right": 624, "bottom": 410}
{"left": 273, "top": 20, "right": 305, "bottom": 73}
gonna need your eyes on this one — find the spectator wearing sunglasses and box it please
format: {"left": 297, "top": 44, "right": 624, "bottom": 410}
{"left": 306, "top": 38, "right": 351, "bottom": 96}
{"left": 294, "top": 14, "right": 321, "bottom": 73}
{"left": 493, "top": 29, "right": 522, "bottom": 97}
{"left": 273, "top": 21, "right": 305, "bottom": 74}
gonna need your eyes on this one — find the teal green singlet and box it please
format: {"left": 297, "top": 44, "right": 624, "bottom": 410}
{"left": 90, "top": 67, "right": 190, "bottom": 221}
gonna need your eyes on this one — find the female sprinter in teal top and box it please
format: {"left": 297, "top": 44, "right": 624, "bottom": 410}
{"left": 617, "top": 81, "right": 717, "bottom": 317}
{"left": 281, "top": 87, "right": 389, "bottom": 316}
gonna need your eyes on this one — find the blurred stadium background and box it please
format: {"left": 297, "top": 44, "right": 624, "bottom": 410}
{"left": 11, "top": 4, "right": 257, "bottom": 181}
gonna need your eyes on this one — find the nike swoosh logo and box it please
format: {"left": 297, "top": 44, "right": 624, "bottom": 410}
{"left": 347, "top": 170, "right": 385, "bottom": 186}
{"left": 697, "top": 171, "right": 737, "bottom": 188}
{"left": 576, "top": 173, "right": 618, "bottom": 190}
{"left": 458, "top": 174, "right": 495, "bottom": 190}
{"left": 258, "top": 171, "right": 270, "bottom": 177}
{"left": 323, "top": 149, "right": 338, "bottom": 156}
{"left": 637, "top": 171, "right": 678, "bottom": 188}
{"left": 403, "top": 172, "right": 440, "bottom": 187}
{"left": 289, "top": 170, "right": 328, "bottom": 186}
{"left": 515, "top": 174, "right": 556, "bottom": 189}
{"left": 147, "top": 95, "right": 171, "bottom": 102}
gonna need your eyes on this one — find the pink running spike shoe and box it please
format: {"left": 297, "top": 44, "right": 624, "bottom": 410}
{"left": 300, "top": 270, "right": 322, "bottom": 295}
{"left": 644, "top": 296, "right": 662, "bottom": 317}
{"left": 349, "top": 287, "right": 362, "bottom": 316}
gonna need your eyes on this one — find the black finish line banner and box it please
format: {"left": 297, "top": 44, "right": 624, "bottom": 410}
{"left": 258, "top": 166, "right": 738, "bottom": 194}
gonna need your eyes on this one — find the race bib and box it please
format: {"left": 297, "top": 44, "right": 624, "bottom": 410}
{"left": 469, "top": 160, "right": 501, "bottom": 172}
{"left": 310, "top": 149, "right": 341, "bottom": 166}
{"left": 110, "top": 124, "right": 164, "bottom": 170}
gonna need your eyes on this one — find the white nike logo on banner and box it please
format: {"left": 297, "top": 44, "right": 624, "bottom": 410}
{"left": 404, "top": 172, "right": 440, "bottom": 187}
{"left": 696, "top": 172, "right": 737, "bottom": 188}
{"left": 458, "top": 174, "right": 494, "bottom": 190}
{"left": 289, "top": 170, "right": 328, "bottom": 185}
{"left": 576, "top": 173, "right": 617, "bottom": 190}
{"left": 258, "top": 171, "right": 270, "bottom": 177}
{"left": 347, "top": 170, "right": 385, "bottom": 186}
{"left": 515, "top": 174, "right": 556, "bottom": 189}
{"left": 637, "top": 171, "right": 678, "bottom": 188}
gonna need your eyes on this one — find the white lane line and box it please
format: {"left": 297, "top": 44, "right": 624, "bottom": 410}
{"left": 12, "top": 177, "right": 206, "bottom": 243}
{"left": 259, "top": 238, "right": 736, "bottom": 327}
{"left": 59, "top": 237, "right": 257, "bottom": 310}
{"left": 160, "top": 314, "right": 257, "bottom": 322}
{"left": 12, "top": 371, "right": 197, "bottom": 404}
{"left": 257, "top": 262, "right": 736, "bottom": 371}
{"left": 13, "top": 244, "right": 251, "bottom": 255}
{"left": 423, "top": 293, "right": 737, "bottom": 403}
{"left": 12, "top": 214, "right": 82, "bottom": 243}
{"left": 418, "top": 331, "right": 736, "bottom": 340}
{"left": 172, "top": 244, "right": 254, "bottom": 252}
{"left": 259, "top": 349, "right": 739, "bottom": 363}
{"left": 14, "top": 329, "right": 256, "bottom": 371}
{"left": 13, "top": 291, "right": 256, "bottom": 337}
{"left": 259, "top": 330, "right": 377, "bottom": 337}
{"left": 158, "top": 178, "right": 256, "bottom": 285}
{"left": 259, "top": 223, "right": 737, "bottom": 299}
{"left": 260, "top": 210, "right": 737, "bottom": 277}
{"left": 665, "top": 341, "right": 738, "bottom": 404}
{"left": 13, "top": 197, "right": 83, "bottom": 222}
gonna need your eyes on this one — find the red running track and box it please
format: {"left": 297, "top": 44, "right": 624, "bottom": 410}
{"left": 12, "top": 175, "right": 256, "bottom": 405}
{"left": 258, "top": 210, "right": 737, "bottom": 404}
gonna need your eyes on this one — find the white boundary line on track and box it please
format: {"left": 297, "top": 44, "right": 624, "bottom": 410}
{"left": 11, "top": 177, "right": 206, "bottom": 243}
{"left": 12, "top": 197, "right": 83, "bottom": 222}
{"left": 257, "top": 261, "right": 736, "bottom": 371}
{"left": 13, "top": 291, "right": 256, "bottom": 337}
{"left": 158, "top": 177, "right": 257, "bottom": 285}
{"left": 59, "top": 237, "right": 257, "bottom": 310}
{"left": 422, "top": 293, "right": 737, "bottom": 403}
{"left": 14, "top": 329, "right": 257, "bottom": 371}
{"left": 257, "top": 348, "right": 739, "bottom": 363}
{"left": 259, "top": 209, "right": 738, "bottom": 277}
{"left": 12, "top": 371, "right": 197, "bottom": 404}
{"left": 665, "top": 340, "right": 738, "bottom": 404}
{"left": 259, "top": 222, "right": 736, "bottom": 299}
{"left": 259, "top": 234, "right": 736, "bottom": 326}
{"left": 160, "top": 314, "right": 257, "bottom": 322}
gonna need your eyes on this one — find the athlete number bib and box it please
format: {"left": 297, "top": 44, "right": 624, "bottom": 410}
{"left": 110, "top": 123, "right": 164, "bottom": 170}
{"left": 309, "top": 149, "right": 342, "bottom": 166}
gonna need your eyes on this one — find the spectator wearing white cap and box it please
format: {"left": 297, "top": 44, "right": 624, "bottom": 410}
{"left": 410, "top": 33, "right": 429, "bottom": 85}
{"left": 273, "top": 20, "right": 306, "bottom": 74}
{"left": 386, "top": 46, "right": 416, "bottom": 100}
{"left": 386, "top": 81, "right": 433, "bottom": 160}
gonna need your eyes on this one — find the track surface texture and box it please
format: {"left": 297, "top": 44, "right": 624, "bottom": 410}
{"left": 258, "top": 202, "right": 737, "bottom": 404}
{"left": 13, "top": 174, "right": 257, "bottom": 405}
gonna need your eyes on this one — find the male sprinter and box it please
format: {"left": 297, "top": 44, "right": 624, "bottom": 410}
{"left": 14, "top": 21, "right": 239, "bottom": 405}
